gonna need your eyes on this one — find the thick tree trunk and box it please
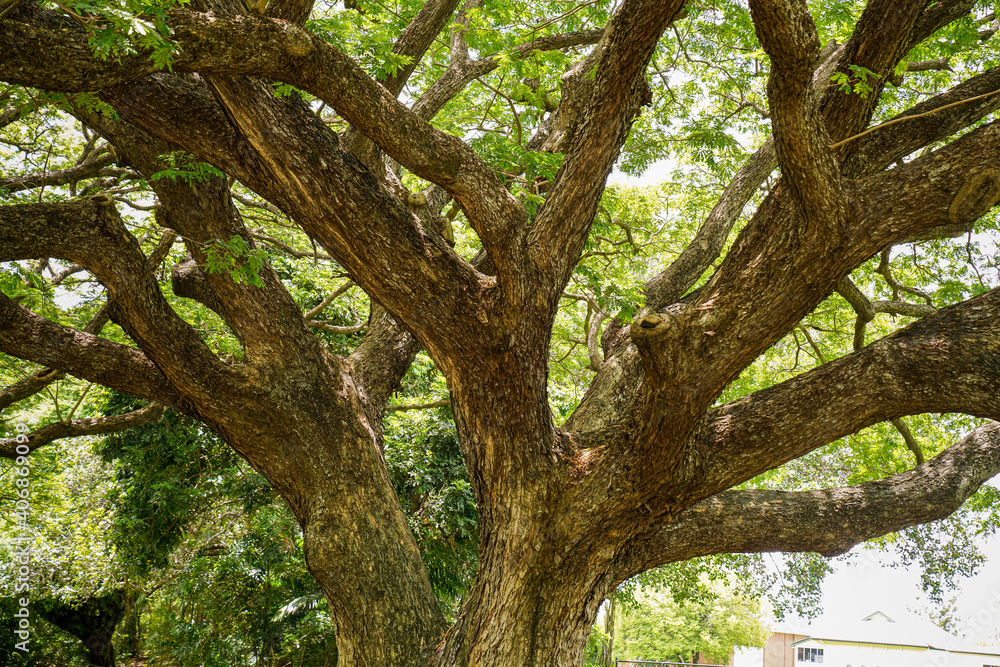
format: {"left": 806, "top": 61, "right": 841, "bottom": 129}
{"left": 40, "top": 590, "right": 126, "bottom": 667}
{"left": 205, "top": 381, "right": 449, "bottom": 666}
{"left": 222, "top": 376, "right": 620, "bottom": 666}
{"left": 415, "top": 344, "right": 621, "bottom": 665}
{"left": 432, "top": 529, "right": 613, "bottom": 665}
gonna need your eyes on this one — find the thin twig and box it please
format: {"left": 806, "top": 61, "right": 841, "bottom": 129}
{"left": 829, "top": 87, "right": 1000, "bottom": 150}
{"left": 385, "top": 399, "right": 451, "bottom": 412}
{"left": 303, "top": 281, "right": 355, "bottom": 320}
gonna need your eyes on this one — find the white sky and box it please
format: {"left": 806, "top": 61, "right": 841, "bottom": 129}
{"left": 804, "top": 536, "right": 1000, "bottom": 645}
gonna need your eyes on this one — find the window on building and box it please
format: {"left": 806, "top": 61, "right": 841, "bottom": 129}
{"left": 797, "top": 647, "right": 824, "bottom": 663}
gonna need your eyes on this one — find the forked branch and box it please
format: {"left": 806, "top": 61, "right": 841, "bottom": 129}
{"left": 529, "top": 0, "right": 686, "bottom": 298}
{"left": 621, "top": 421, "right": 1000, "bottom": 576}
{"left": 0, "top": 293, "right": 191, "bottom": 411}
{"left": 0, "top": 402, "right": 166, "bottom": 459}
{"left": 0, "top": 197, "right": 234, "bottom": 406}
{"left": 749, "top": 0, "right": 844, "bottom": 227}
{"left": 0, "top": 8, "right": 528, "bottom": 294}
{"left": 689, "top": 288, "right": 1000, "bottom": 495}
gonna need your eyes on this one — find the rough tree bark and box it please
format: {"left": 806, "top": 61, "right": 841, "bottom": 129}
{"left": 2, "top": 0, "right": 1000, "bottom": 663}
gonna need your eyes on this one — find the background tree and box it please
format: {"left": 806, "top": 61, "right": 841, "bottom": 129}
{"left": 0, "top": 391, "right": 341, "bottom": 667}
{"left": 1, "top": 388, "right": 473, "bottom": 665}
{"left": 2, "top": 0, "right": 1000, "bottom": 662}
{"left": 613, "top": 581, "right": 769, "bottom": 664}
{"left": 0, "top": 408, "right": 134, "bottom": 667}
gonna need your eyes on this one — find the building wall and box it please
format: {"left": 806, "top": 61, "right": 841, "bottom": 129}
{"left": 763, "top": 633, "right": 807, "bottom": 667}
{"left": 795, "top": 639, "right": 924, "bottom": 667}
{"left": 790, "top": 638, "right": 1000, "bottom": 667}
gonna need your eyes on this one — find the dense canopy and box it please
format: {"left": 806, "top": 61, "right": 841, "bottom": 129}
{"left": 2, "top": 0, "right": 1000, "bottom": 663}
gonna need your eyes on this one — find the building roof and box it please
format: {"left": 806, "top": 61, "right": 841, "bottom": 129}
{"left": 784, "top": 610, "right": 1000, "bottom": 657}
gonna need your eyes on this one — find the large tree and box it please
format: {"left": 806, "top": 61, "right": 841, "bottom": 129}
{"left": 2, "top": 0, "right": 1000, "bottom": 662}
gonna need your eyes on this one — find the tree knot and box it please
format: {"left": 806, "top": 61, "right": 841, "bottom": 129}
{"left": 948, "top": 169, "right": 1000, "bottom": 224}
{"left": 282, "top": 23, "right": 314, "bottom": 57}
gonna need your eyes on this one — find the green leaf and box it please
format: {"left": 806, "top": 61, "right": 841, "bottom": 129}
{"left": 203, "top": 236, "right": 269, "bottom": 288}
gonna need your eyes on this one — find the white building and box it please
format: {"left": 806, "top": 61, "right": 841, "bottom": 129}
{"left": 760, "top": 611, "right": 1000, "bottom": 667}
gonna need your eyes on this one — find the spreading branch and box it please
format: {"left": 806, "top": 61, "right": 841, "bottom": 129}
{"left": 1, "top": 229, "right": 175, "bottom": 412}
{"left": 621, "top": 421, "right": 1000, "bottom": 576}
{"left": 0, "top": 197, "right": 235, "bottom": 408}
{"left": 642, "top": 39, "right": 844, "bottom": 311}
{"left": 0, "top": 292, "right": 191, "bottom": 412}
{"left": 342, "top": 0, "right": 463, "bottom": 165}
{"left": 836, "top": 275, "right": 936, "bottom": 349}
{"left": 411, "top": 28, "right": 605, "bottom": 122}
{"left": 0, "top": 148, "right": 121, "bottom": 194}
{"left": 304, "top": 281, "right": 354, "bottom": 320}
{"left": 642, "top": 138, "right": 776, "bottom": 311}
{"left": 749, "top": 0, "right": 844, "bottom": 227}
{"left": 891, "top": 417, "right": 925, "bottom": 465}
{"left": 629, "top": 100, "right": 1000, "bottom": 411}
{"left": 0, "top": 401, "right": 166, "bottom": 458}
{"left": 379, "top": 0, "right": 463, "bottom": 97}
{"left": 349, "top": 306, "right": 423, "bottom": 414}
{"left": 842, "top": 66, "right": 1000, "bottom": 177}
{"left": 819, "top": 0, "right": 928, "bottom": 150}
{"left": 528, "top": 0, "right": 686, "bottom": 299}
{"left": 0, "top": 367, "right": 66, "bottom": 412}
{"left": 850, "top": 119, "right": 1000, "bottom": 256}
{"left": 93, "top": 70, "right": 486, "bottom": 354}
{"left": 835, "top": 276, "right": 934, "bottom": 464}
{"left": 689, "top": 288, "right": 1000, "bottom": 496}
{"left": 0, "top": 8, "right": 526, "bottom": 296}
{"left": 570, "top": 60, "right": 1000, "bottom": 441}
{"left": 75, "top": 106, "right": 325, "bottom": 364}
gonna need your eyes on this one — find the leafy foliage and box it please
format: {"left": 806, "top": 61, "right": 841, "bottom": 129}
{"left": 150, "top": 152, "right": 225, "bottom": 186}
{"left": 202, "top": 236, "right": 269, "bottom": 288}
{"left": 384, "top": 412, "right": 478, "bottom": 613}
{"left": 614, "top": 580, "right": 770, "bottom": 663}
{"left": 830, "top": 64, "right": 880, "bottom": 98}
{"left": 94, "top": 391, "right": 248, "bottom": 575}
{"left": 42, "top": 0, "right": 182, "bottom": 69}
